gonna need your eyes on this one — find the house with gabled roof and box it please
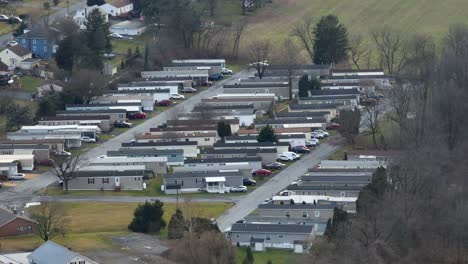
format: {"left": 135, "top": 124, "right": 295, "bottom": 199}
{"left": 0, "top": 207, "right": 37, "bottom": 237}
{"left": 0, "top": 45, "right": 32, "bottom": 70}
{"left": 28, "top": 240, "right": 98, "bottom": 264}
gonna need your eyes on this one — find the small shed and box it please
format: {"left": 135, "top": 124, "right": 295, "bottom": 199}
{"left": 250, "top": 237, "right": 265, "bottom": 252}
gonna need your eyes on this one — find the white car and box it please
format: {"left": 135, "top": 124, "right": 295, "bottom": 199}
{"left": 277, "top": 154, "right": 294, "bottom": 161}
{"left": 81, "top": 136, "right": 96, "bottom": 143}
{"left": 109, "top": 32, "right": 124, "bottom": 39}
{"left": 54, "top": 150, "right": 71, "bottom": 157}
{"left": 9, "top": 173, "right": 25, "bottom": 181}
{"left": 311, "top": 131, "right": 324, "bottom": 139}
{"left": 230, "top": 186, "right": 248, "bottom": 193}
{"left": 0, "top": 14, "right": 9, "bottom": 21}
{"left": 221, "top": 68, "right": 233, "bottom": 74}
{"left": 314, "top": 129, "right": 329, "bottom": 137}
{"left": 306, "top": 138, "right": 320, "bottom": 146}
{"left": 6, "top": 40, "right": 18, "bottom": 47}
{"left": 170, "top": 93, "right": 185, "bottom": 100}
{"left": 249, "top": 61, "right": 269, "bottom": 67}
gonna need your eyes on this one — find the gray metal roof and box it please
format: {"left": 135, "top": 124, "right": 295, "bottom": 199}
{"left": 224, "top": 83, "right": 288, "bottom": 89}
{"left": 332, "top": 68, "right": 383, "bottom": 73}
{"left": 166, "top": 62, "right": 220, "bottom": 67}
{"left": 267, "top": 64, "right": 330, "bottom": 70}
{"left": 225, "top": 134, "right": 305, "bottom": 141}
{"left": 56, "top": 109, "right": 126, "bottom": 114}
{"left": 66, "top": 103, "right": 140, "bottom": 107}
{"left": 275, "top": 111, "right": 330, "bottom": 118}
{"left": 214, "top": 142, "right": 289, "bottom": 147}
{"left": 289, "top": 103, "right": 344, "bottom": 110}
{"left": 299, "top": 95, "right": 357, "bottom": 101}
{"left": 286, "top": 185, "right": 363, "bottom": 191}
{"left": 76, "top": 170, "right": 145, "bottom": 177}
{"left": 309, "top": 89, "right": 360, "bottom": 96}
{"left": 300, "top": 175, "right": 371, "bottom": 182}
{"left": 193, "top": 104, "right": 255, "bottom": 111}
{"left": 39, "top": 115, "right": 110, "bottom": 121}
{"left": 108, "top": 148, "right": 184, "bottom": 156}
{"left": 0, "top": 208, "right": 16, "bottom": 226}
{"left": 122, "top": 141, "right": 198, "bottom": 147}
{"left": 28, "top": 241, "right": 91, "bottom": 264}
{"left": 200, "top": 147, "right": 276, "bottom": 154}
{"left": 231, "top": 223, "right": 314, "bottom": 234}
{"left": 110, "top": 89, "right": 171, "bottom": 94}
{"left": 165, "top": 171, "right": 241, "bottom": 179}
{"left": 328, "top": 75, "right": 389, "bottom": 80}
{"left": 258, "top": 203, "right": 336, "bottom": 210}
{"left": 184, "top": 157, "right": 262, "bottom": 164}
{"left": 255, "top": 118, "right": 326, "bottom": 125}
{"left": 0, "top": 144, "right": 49, "bottom": 150}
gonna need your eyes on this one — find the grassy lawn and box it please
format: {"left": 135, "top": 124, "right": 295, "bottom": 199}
{"left": 0, "top": 201, "right": 232, "bottom": 252}
{"left": 19, "top": 76, "right": 44, "bottom": 93}
{"left": 237, "top": 247, "right": 296, "bottom": 264}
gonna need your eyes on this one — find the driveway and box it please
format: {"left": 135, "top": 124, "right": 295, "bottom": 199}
{"left": 216, "top": 142, "right": 339, "bottom": 231}
{"left": 0, "top": 71, "right": 250, "bottom": 207}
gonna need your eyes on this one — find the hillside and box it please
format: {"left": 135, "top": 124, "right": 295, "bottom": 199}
{"left": 241, "top": 0, "right": 468, "bottom": 46}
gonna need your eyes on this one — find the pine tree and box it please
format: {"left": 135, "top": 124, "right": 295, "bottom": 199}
{"left": 128, "top": 200, "right": 166, "bottom": 233}
{"left": 168, "top": 209, "right": 185, "bottom": 239}
{"left": 243, "top": 247, "right": 254, "bottom": 264}
{"left": 313, "top": 15, "right": 349, "bottom": 65}
{"left": 144, "top": 43, "right": 150, "bottom": 70}
{"left": 135, "top": 46, "right": 141, "bottom": 58}
{"left": 257, "top": 125, "right": 277, "bottom": 142}
{"left": 298, "top": 75, "right": 310, "bottom": 98}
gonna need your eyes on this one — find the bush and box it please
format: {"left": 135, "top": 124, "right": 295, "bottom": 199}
{"left": 128, "top": 200, "right": 166, "bottom": 233}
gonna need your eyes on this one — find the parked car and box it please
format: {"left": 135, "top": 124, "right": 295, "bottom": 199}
{"left": 9, "top": 173, "right": 25, "bottom": 181}
{"left": 277, "top": 153, "right": 295, "bottom": 161}
{"left": 0, "top": 14, "right": 9, "bottom": 21}
{"left": 243, "top": 178, "right": 257, "bottom": 186}
{"left": 314, "top": 129, "right": 329, "bottom": 137}
{"left": 249, "top": 61, "right": 269, "bottom": 68}
{"left": 170, "top": 93, "right": 185, "bottom": 100}
{"left": 130, "top": 112, "right": 147, "bottom": 119}
{"left": 279, "top": 190, "right": 294, "bottom": 196}
{"left": 181, "top": 87, "right": 197, "bottom": 93}
{"left": 53, "top": 150, "right": 71, "bottom": 157}
{"left": 6, "top": 40, "right": 18, "bottom": 47}
{"left": 115, "top": 121, "right": 132, "bottom": 128}
{"left": 252, "top": 169, "right": 271, "bottom": 176}
{"left": 37, "top": 159, "right": 54, "bottom": 166}
{"left": 311, "top": 131, "right": 324, "bottom": 139}
{"left": 156, "top": 100, "right": 171, "bottom": 106}
{"left": 208, "top": 73, "right": 224, "bottom": 81}
{"left": 291, "top": 145, "right": 310, "bottom": 154}
{"left": 109, "top": 32, "right": 124, "bottom": 39}
{"left": 235, "top": 219, "right": 246, "bottom": 223}
{"left": 201, "top": 80, "right": 212, "bottom": 86}
{"left": 230, "top": 186, "right": 248, "bottom": 193}
{"left": 263, "top": 198, "right": 273, "bottom": 204}
{"left": 157, "top": 123, "right": 168, "bottom": 129}
{"left": 81, "top": 136, "right": 96, "bottom": 143}
{"left": 265, "top": 162, "right": 285, "bottom": 170}
{"left": 305, "top": 138, "right": 320, "bottom": 147}
{"left": 221, "top": 68, "right": 233, "bottom": 74}
{"left": 8, "top": 16, "right": 22, "bottom": 23}
{"left": 326, "top": 123, "right": 340, "bottom": 130}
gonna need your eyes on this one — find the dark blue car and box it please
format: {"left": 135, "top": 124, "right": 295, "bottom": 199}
{"left": 209, "top": 73, "right": 224, "bottom": 81}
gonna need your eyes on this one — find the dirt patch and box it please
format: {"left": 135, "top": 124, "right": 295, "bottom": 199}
{"left": 86, "top": 233, "right": 176, "bottom": 264}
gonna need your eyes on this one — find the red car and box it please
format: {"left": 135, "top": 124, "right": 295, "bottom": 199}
{"left": 326, "top": 123, "right": 340, "bottom": 130}
{"left": 156, "top": 100, "right": 171, "bottom": 106}
{"left": 252, "top": 169, "right": 271, "bottom": 176}
{"left": 130, "top": 112, "right": 147, "bottom": 119}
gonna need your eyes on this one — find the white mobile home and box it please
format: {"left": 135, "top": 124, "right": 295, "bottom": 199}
{"left": 89, "top": 156, "right": 168, "bottom": 174}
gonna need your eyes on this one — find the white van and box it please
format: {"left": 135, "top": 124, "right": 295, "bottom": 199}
{"left": 277, "top": 152, "right": 301, "bottom": 161}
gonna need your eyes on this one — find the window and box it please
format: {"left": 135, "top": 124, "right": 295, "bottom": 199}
{"left": 44, "top": 46, "right": 47, "bottom": 52}
{"left": 70, "top": 262, "right": 76, "bottom": 264}
{"left": 266, "top": 235, "right": 270, "bottom": 240}
{"left": 171, "top": 154, "right": 176, "bottom": 157}
{"left": 33, "top": 46, "right": 37, "bottom": 51}
{"left": 340, "top": 191, "right": 345, "bottom": 197}
{"left": 33, "top": 39, "right": 36, "bottom": 44}
{"left": 181, "top": 180, "right": 184, "bottom": 186}
{"left": 78, "top": 261, "right": 85, "bottom": 264}
{"left": 314, "top": 211, "right": 320, "bottom": 217}
{"left": 302, "top": 212, "right": 307, "bottom": 218}
{"left": 204, "top": 138, "right": 210, "bottom": 141}
{"left": 88, "top": 178, "right": 95, "bottom": 184}
{"left": 278, "top": 235, "right": 283, "bottom": 238}
{"left": 44, "top": 40, "right": 47, "bottom": 44}
{"left": 22, "top": 39, "right": 26, "bottom": 43}
{"left": 102, "top": 178, "right": 109, "bottom": 184}
{"left": 285, "top": 211, "right": 290, "bottom": 217}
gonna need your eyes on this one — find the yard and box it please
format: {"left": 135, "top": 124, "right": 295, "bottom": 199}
{"left": 0, "top": 201, "right": 232, "bottom": 252}
{"left": 19, "top": 76, "right": 44, "bottom": 93}
{"left": 237, "top": 247, "right": 297, "bottom": 264}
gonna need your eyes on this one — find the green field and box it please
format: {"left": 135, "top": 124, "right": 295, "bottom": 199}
{"left": 0, "top": 202, "right": 232, "bottom": 252}
{"left": 240, "top": 0, "right": 468, "bottom": 49}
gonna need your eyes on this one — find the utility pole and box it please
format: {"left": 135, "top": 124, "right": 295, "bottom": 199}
{"left": 66, "top": 0, "right": 70, "bottom": 17}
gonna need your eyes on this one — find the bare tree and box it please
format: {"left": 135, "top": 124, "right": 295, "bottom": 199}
{"left": 247, "top": 40, "right": 272, "bottom": 79}
{"left": 67, "top": 69, "right": 108, "bottom": 104}
{"left": 170, "top": 231, "right": 237, "bottom": 264}
{"left": 338, "top": 108, "right": 361, "bottom": 148}
{"left": 41, "top": 1, "right": 53, "bottom": 26}
{"left": 371, "top": 27, "right": 408, "bottom": 74}
{"left": 231, "top": 21, "right": 247, "bottom": 58}
{"left": 292, "top": 17, "right": 314, "bottom": 62}
{"left": 388, "top": 82, "right": 412, "bottom": 147}
{"left": 279, "top": 39, "right": 301, "bottom": 99}
{"left": 51, "top": 152, "right": 81, "bottom": 193}
{"left": 30, "top": 202, "right": 67, "bottom": 241}
{"left": 349, "top": 34, "right": 367, "bottom": 70}
{"left": 363, "top": 101, "right": 383, "bottom": 149}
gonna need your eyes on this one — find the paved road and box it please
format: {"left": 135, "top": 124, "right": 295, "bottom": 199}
{"left": 216, "top": 142, "right": 339, "bottom": 231}
{"left": 34, "top": 195, "right": 241, "bottom": 204}
{"left": 0, "top": 71, "right": 249, "bottom": 207}
{"left": 0, "top": 1, "right": 88, "bottom": 45}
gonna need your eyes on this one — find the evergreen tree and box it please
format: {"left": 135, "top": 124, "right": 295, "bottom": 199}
{"left": 12, "top": 22, "right": 27, "bottom": 37}
{"left": 324, "top": 207, "right": 349, "bottom": 240}
{"left": 128, "top": 200, "right": 166, "bottom": 233}
{"left": 6, "top": 105, "right": 33, "bottom": 131}
{"left": 135, "top": 46, "right": 141, "bottom": 58}
{"left": 144, "top": 42, "right": 150, "bottom": 70}
{"left": 126, "top": 48, "right": 133, "bottom": 59}
{"left": 55, "top": 34, "right": 77, "bottom": 72}
{"left": 243, "top": 247, "right": 254, "bottom": 264}
{"left": 313, "top": 15, "right": 349, "bottom": 65}
{"left": 168, "top": 209, "right": 185, "bottom": 239}
{"left": 217, "top": 121, "right": 231, "bottom": 139}
{"left": 356, "top": 167, "right": 388, "bottom": 213}
{"left": 120, "top": 59, "right": 125, "bottom": 69}
{"left": 257, "top": 125, "right": 277, "bottom": 142}
{"left": 309, "top": 76, "right": 321, "bottom": 90}
{"left": 298, "top": 75, "right": 310, "bottom": 98}
{"left": 83, "top": 9, "right": 111, "bottom": 69}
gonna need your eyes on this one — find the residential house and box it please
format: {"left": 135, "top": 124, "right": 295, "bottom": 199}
{"left": 28, "top": 240, "right": 98, "bottom": 264}
{"left": 288, "top": 103, "right": 343, "bottom": 119}
{"left": 167, "top": 119, "right": 240, "bottom": 133}
{"left": 275, "top": 111, "right": 331, "bottom": 123}
{"left": 0, "top": 162, "right": 18, "bottom": 179}
{"left": 92, "top": 94, "right": 155, "bottom": 112}
{"left": 199, "top": 148, "right": 277, "bottom": 164}
{"left": 68, "top": 169, "right": 145, "bottom": 191}
{"left": 238, "top": 127, "right": 314, "bottom": 140}
{"left": 224, "top": 134, "right": 306, "bottom": 148}
{"left": 110, "top": 88, "right": 171, "bottom": 102}
{"left": 272, "top": 195, "right": 357, "bottom": 213}
{"left": 36, "top": 82, "right": 64, "bottom": 98}
{"left": 17, "top": 27, "right": 56, "bottom": 59}
{"left": 73, "top": 5, "right": 108, "bottom": 29}
{"left": 201, "top": 97, "right": 274, "bottom": 113}
{"left": 319, "top": 160, "right": 386, "bottom": 169}
{"left": 323, "top": 75, "right": 391, "bottom": 89}
{"left": 149, "top": 126, "right": 218, "bottom": 137}
{"left": 19, "top": 57, "right": 41, "bottom": 71}
{"left": 134, "top": 77, "right": 194, "bottom": 88}
{"left": 163, "top": 170, "right": 243, "bottom": 194}
{"left": 65, "top": 103, "right": 142, "bottom": 114}
{"left": 298, "top": 95, "right": 359, "bottom": 107}
{"left": 255, "top": 118, "right": 326, "bottom": 130}
{"left": 118, "top": 81, "right": 178, "bottom": 94}
{"left": 6, "top": 130, "right": 83, "bottom": 149}
{"left": 163, "top": 62, "right": 222, "bottom": 75}
{"left": 135, "top": 132, "right": 217, "bottom": 147}
{"left": 0, "top": 45, "right": 32, "bottom": 70}
{"left": 107, "top": 148, "right": 184, "bottom": 166}
{"left": 213, "top": 142, "right": 290, "bottom": 154}
{"left": 228, "top": 223, "right": 315, "bottom": 250}
{"left": 141, "top": 70, "right": 209, "bottom": 86}
{"left": 89, "top": 156, "right": 168, "bottom": 174}
{"left": 257, "top": 203, "right": 336, "bottom": 223}
{"left": 285, "top": 185, "right": 362, "bottom": 197}
{"left": 173, "top": 157, "right": 263, "bottom": 174}
{"left": 0, "top": 207, "right": 37, "bottom": 237}
{"left": 17, "top": 125, "right": 100, "bottom": 139}
{"left": 321, "top": 82, "right": 374, "bottom": 93}
{"left": 266, "top": 64, "right": 331, "bottom": 77}
{"left": 100, "top": 0, "right": 134, "bottom": 17}
{"left": 171, "top": 59, "right": 226, "bottom": 68}
{"left": 0, "top": 139, "right": 65, "bottom": 152}
{"left": 347, "top": 150, "right": 402, "bottom": 162}
{"left": 56, "top": 109, "right": 127, "bottom": 124}
{"left": 223, "top": 82, "right": 290, "bottom": 100}
{"left": 299, "top": 175, "right": 372, "bottom": 187}
{"left": 110, "top": 20, "right": 146, "bottom": 36}
{"left": 121, "top": 141, "right": 198, "bottom": 157}
{"left": 0, "top": 144, "right": 50, "bottom": 162}
{"left": 38, "top": 115, "right": 112, "bottom": 132}
{"left": 331, "top": 68, "right": 384, "bottom": 76}
{"left": 0, "top": 154, "right": 34, "bottom": 171}
{"left": 309, "top": 88, "right": 360, "bottom": 98}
